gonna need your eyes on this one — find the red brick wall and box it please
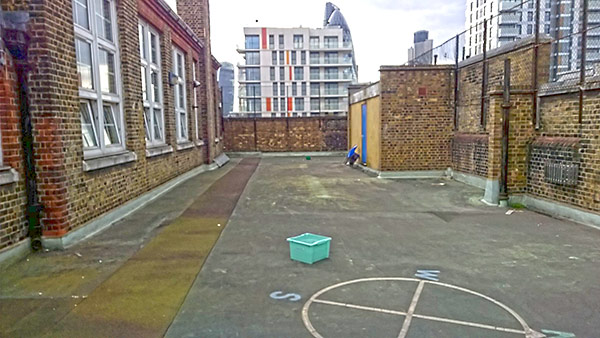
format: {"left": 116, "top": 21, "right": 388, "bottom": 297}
{"left": 527, "top": 88, "right": 600, "bottom": 212}
{"left": 454, "top": 38, "right": 551, "bottom": 191}
{"left": 378, "top": 66, "right": 455, "bottom": 171}
{"left": 0, "top": 0, "right": 222, "bottom": 250}
{"left": 223, "top": 117, "right": 347, "bottom": 152}
{"left": 0, "top": 43, "right": 27, "bottom": 250}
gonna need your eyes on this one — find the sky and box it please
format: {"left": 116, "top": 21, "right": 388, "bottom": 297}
{"left": 165, "top": 0, "right": 466, "bottom": 83}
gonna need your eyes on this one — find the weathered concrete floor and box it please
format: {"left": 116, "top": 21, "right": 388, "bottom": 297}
{"left": 2, "top": 157, "right": 600, "bottom": 337}
{"left": 0, "top": 158, "right": 258, "bottom": 337}
{"left": 167, "top": 157, "right": 600, "bottom": 338}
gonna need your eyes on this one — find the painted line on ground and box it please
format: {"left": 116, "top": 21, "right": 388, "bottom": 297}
{"left": 412, "top": 313, "right": 526, "bottom": 335}
{"left": 398, "top": 280, "right": 425, "bottom": 338}
{"left": 312, "top": 299, "right": 407, "bottom": 316}
{"left": 301, "top": 277, "right": 543, "bottom": 338}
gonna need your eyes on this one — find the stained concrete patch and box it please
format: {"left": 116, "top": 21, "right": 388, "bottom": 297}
{"left": 167, "top": 157, "right": 600, "bottom": 337}
{"left": 47, "top": 159, "right": 259, "bottom": 337}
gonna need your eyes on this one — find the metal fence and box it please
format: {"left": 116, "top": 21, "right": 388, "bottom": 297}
{"left": 408, "top": 0, "right": 600, "bottom": 84}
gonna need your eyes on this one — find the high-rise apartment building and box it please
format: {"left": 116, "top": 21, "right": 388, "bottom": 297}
{"left": 218, "top": 62, "right": 235, "bottom": 116}
{"left": 465, "top": 0, "right": 551, "bottom": 58}
{"left": 549, "top": 0, "right": 600, "bottom": 80}
{"left": 236, "top": 3, "right": 357, "bottom": 117}
{"left": 408, "top": 30, "right": 434, "bottom": 65}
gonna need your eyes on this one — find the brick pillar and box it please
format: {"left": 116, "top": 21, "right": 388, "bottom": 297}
{"left": 176, "top": 0, "right": 217, "bottom": 163}
{"left": 24, "top": 0, "right": 78, "bottom": 237}
{"left": 485, "top": 90, "right": 503, "bottom": 204}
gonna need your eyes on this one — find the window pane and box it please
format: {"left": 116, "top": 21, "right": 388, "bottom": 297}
{"left": 103, "top": 105, "right": 121, "bottom": 145}
{"left": 99, "top": 49, "right": 116, "bottom": 93}
{"left": 245, "top": 35, "right": 259, "bottom": 49}
{"left": 179, "top": 112, "right": 187, "bottom": 139}
{"left": 76, "top": 39, "right": 94, "bottom": 90}
{"left": 177, "top": 54, "right": 184, "bottom": 76}
{"left": 141, "top": 67, "right": 147, "bottom": 102}
{"left": 144, "top": 108, "right": 151, "bottom": 141}
{"left": 138, "top": 25, "right": 146, "bottom": 60}
{"left": 150, "top": 33, "right": 158, "bottom": 64}
{"left": 246, "top": 52, "right": 260, "bottom": 65}
{"left": 151, "top": 70, "right": 160, "bottom": 103}
{"left": 154, "top": 109, "right": 163, "bottom": 141}
{"left": 95, "top": 0, "right": 113, "bottom": 42}
{"left": 178, "top": 83, "right": 185, "bottom": 108}
{"left": 74, "top": 0, "right": 90, "bottom": 30}
{"left": 80, "top": 101, "right": 98, "bottom": 148}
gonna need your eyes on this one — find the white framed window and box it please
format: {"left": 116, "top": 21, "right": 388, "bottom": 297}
{"left": 139, "top": 20, "right": 164, "bottom": 146}
{"left": 293, "top": 35, "right": 303, "bottom": 49}
{"left": 173, "top": 48, "right": 188, "bottom": 142}
{"left": 74, "top": 0, "right": 125, "bottom": 157}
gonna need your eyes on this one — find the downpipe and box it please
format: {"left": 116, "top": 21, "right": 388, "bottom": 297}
{"left": 3, "top": 11, "right": 43, "bottom": 251}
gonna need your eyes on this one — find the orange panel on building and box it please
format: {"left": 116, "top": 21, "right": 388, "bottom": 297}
{"left": 287, "top": 97, "right": 293, "bottom": 112}
{"left": 261, "top": 28, "right": 267, "bottom": 49}
{"left": 266, "top": 98, "right": 272, "bottom": 112}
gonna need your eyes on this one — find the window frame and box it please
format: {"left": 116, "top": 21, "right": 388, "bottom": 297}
{"left": 173, "top": 47, "right": 189, "bottom": 143}
{"left": 74, "top": 0, "right": 125, "bottom": 158}
{"left": 139, "top": 20, "right": 165, "bottom": 147}
{"left": 293, "top": 35, "right": 304, "bottom": 49}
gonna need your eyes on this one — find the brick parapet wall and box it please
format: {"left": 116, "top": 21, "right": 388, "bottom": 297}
{"left": 452, "top": 134, "right": 488, "bottom": 177}
{"left": 528, "top": 89, "right": 600, "bottom": 212}
{"left": 223, "top": 117, "right": 347, "bottom": 152}
{"left": 379, "top": 66, "right": 454, "bottom": 171}
{"left": 454, "top": 39, "right": 551, "bottom": 187}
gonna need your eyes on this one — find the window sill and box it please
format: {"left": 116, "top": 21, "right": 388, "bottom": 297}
{"left": 195, "top": 140, "right": 205, "bottom": 147}
{"left": 176, "top": 141, "right": 195, "bottom": 151}
{"left": 146, "top": 144, "right": 174, "bottom": 158}
{"left": 0, "top": 166, "right": 20, "bottom": 185}
{"left": 83, "top": 151, "right": 137, "bottom": 172}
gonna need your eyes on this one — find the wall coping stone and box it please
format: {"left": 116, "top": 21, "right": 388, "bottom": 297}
{"left": 349, "top": 82, "right": 380, "bottom": 104}
{"left": 531, "top": 136, "right": 580, "bottom": 148}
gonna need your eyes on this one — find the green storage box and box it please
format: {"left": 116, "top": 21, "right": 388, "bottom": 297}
{"left": 287, "top": 233, "right": 331, "bottom": 264}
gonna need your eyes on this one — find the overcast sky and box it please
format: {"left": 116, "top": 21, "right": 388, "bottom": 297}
{"left": 166, "top": 0, "right": 466, "bottom": 83}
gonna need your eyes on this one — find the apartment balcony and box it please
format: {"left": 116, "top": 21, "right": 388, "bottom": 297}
{"left": 308, "top": 42, "right": 353, "bottom": 51}
{"left": 498, "top": 26, "right": 521, "bottom": 37}
{"left": 498, "top": 12, "right": 522, "bottom": 25}
{"left": 309, "top": 59, "right": 354, "bottom": 66}
{"left": 310, "top": 77, "right": 354, "bottom": 82}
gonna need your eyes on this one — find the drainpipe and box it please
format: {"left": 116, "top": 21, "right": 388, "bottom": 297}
{"left": 2, "top": 11, "right": 43, "bottom": 251}
{"left": 499, "top": 59, "right": 511, "bottom": 204}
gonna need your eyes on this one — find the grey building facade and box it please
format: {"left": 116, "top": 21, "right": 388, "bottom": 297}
{"left": 218, "top": 62, "right": 235, "bottom": 116}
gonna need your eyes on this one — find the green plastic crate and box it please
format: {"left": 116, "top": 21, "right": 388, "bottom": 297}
{"left": 286, "top": 233, "right": 331, "bottom": 264}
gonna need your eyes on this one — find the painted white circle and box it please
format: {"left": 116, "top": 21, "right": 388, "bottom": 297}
{"left": 301, "top": 277, "right": 543, "bottom": 338}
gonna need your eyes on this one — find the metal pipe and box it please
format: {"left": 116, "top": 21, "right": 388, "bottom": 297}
{"left": 454, "top": 34, "right": 460, "bottom": 130}
{"left": 579, "top": 0, "right": 588, "bottom": 125}
{"left": 533, "top": 0, "right": 540, "bottom": 129}
{"left": 480, "top": 18, "right": 488, "bottom": 129}
{"left": 2, "top": 11, "right": 43, "bottom": 251}
{"left": 500, "top": 59, "right": 511, "bottom": 202}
